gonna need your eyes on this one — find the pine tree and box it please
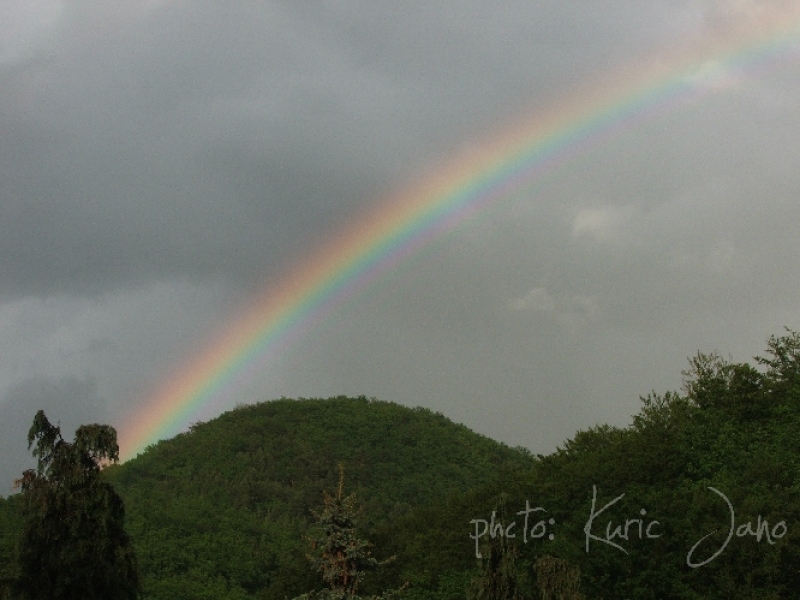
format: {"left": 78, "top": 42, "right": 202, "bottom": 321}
{"left": 294, "top": 464, "right": 403, "bottom": 600}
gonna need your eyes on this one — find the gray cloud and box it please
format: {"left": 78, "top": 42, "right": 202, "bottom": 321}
{"left": 0, "top": 0, "right": 685, "bottom": 297}
{"left": 1, "top": 1, "right": 799, "bottom": 485}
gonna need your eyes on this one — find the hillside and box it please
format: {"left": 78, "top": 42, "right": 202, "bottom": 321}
{"left": 3, "top": 332, "right": 800, "bottom": 599}
{"left": 103, "top": 396, "right": 534, "bottom": 599}
{"left": 387, "top": 331, "right": 800, "bottom": 599}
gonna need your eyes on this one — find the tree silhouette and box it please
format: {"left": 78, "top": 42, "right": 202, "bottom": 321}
{"left": 15, "top": 410, "right": 139, "bottom": 600}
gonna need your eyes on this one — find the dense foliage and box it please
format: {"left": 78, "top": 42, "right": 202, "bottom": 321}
{"left": 2, "top": 331, "right": 800, "bottom": 598}
{"left": 0, "top": 495, "right": 22, "bottom": 600}
{"left": 104, "top": 396, "right": 531, "bottom": 599}
{"left": 389, "top": 330, "right": 800, "bottom": 598}
{"left": 466, "top": 495, "right": 530, "bottom": 600}
{"left": 13, "top": 411, "right": 139, "bottom": 600}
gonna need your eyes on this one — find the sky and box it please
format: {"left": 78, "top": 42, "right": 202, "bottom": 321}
{"left": 1, "top": 0, "right": 800, "bottom": 493}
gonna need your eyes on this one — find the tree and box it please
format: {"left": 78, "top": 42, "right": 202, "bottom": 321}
{"left": 532, "top": 556, "right": 583, "bottom": 600}
{"left": 467, "top": 495, "right": 530, "bottom": 600}
{"left": 14, "top": 410, "right": 139, "bottom": 600}
{"left": 294, "top": 464, "right": 403, "bottom": 600}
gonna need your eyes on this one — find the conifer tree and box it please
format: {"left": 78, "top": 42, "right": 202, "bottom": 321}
{"left": 294, "top": 463, "right": 403, "bottom": 600}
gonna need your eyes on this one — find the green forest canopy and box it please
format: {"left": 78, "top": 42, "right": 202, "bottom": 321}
{"left": 1, "top": 330, "right": 800, "bottom": 599}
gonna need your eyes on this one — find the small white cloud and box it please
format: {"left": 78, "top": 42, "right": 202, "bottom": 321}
{"left": 510, "top": 287, "right": 599, "bottom": 332}
{"left": 571, "top": 205, "right": 634, "bottom": 244}
{"left": 685, "top": 59, "right": 744, "bottom": 94}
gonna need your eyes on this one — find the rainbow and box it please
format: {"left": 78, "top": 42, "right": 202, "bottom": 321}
{"left": 119, "top": 7, "right": 800, "bottom": 459}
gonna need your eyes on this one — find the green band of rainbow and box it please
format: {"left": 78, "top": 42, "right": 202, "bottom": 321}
{"left": 119, "top": 9, "right": 800, "bottom": 459}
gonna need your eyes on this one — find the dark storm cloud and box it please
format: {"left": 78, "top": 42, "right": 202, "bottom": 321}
{"left": 0, "top": 0, "right": 676, "bottom": 298}
{"left": 0, "top": 1, "right": 799, "bottom": 480}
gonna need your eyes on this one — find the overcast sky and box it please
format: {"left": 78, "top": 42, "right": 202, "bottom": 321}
{"left": 1, "top": 1, "right": 799, "bottom": 493}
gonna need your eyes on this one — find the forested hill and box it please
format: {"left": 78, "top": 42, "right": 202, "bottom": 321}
{"left": 384, "top": 331, "right": 800, "bottom": 599}
{"left": 103, "top": 396, "right": 534, "bottom": 598}
{"left": 3, "top": 332, "right": 800, "bottom": 599}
